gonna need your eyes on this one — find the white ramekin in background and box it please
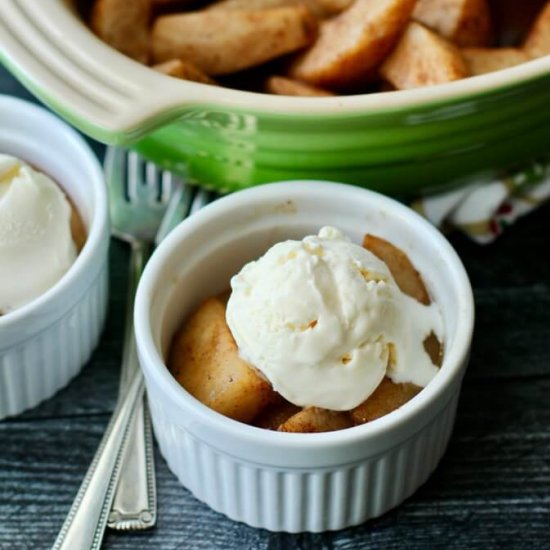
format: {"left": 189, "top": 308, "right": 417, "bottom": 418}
{"left": 0, "top": 95, "right": 109, "bottom": 420}
{"left": 135, "top": 181, "right": 474, "bottom": 533}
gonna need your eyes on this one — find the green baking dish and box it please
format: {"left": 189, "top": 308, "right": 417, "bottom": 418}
{"left": 1, "top": 0, "right": 549, "bottom": 195}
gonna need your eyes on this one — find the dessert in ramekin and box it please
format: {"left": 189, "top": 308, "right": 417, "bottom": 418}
{"left": 134, "top": 181, "right": 474, "bottom": 532}
{"left": 0, "top": 95, "right": 109, "bottom": 419}
{"left": 168, "top": 226, "right": 444, "bottom": 432}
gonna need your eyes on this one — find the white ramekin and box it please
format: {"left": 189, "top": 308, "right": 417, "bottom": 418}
{"left": 134, "top": 181, "right": 474, "bottom": 533}
{"left": 0, "top": 95, "right": 109, "bottom": 420}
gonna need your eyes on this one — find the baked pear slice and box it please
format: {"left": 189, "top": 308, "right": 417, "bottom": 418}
{"left": 151, "top": 7, "right": 317, "bottom": 74}
{"left": 208, "top": 0, "right": 353, "bottom": 19}
{"left": 363, "top": 233, "right": 431, "bottom": 305}
{"left": 350, "top": 377, "right": 422, "bottom": 424}
{"left": 168, "top": 297, "right": 277, "bottom": 423}
{"left": 523, "top": 2, "right": 550, "bottom": 59}
{"left": 265, "top": 76, "right": 334, "bottom": 96}
{"left": 363, "top": 233, "right": 443, "bottom": 359}
{"left": 278, "top": 407, "right": 353, "bottom": 433}
{"left": 380, "top": 22, "right": 469, "bottom": 90}
{"left": 288, "top": 0, "right": 417, "bottom": 89}
{"left": 90, "top": 0, "right": 151, "bottom": 63}
{"left": 462, "top": 48, "right": 529, "bottom": 76}
{"left": 357, "top": 233, "right": 443, "bottom": 425}
{"left": 153, "top": 59, "right": 217, "bottom": 84}
{"left": 252, "top": 397, "right": 302, "bottom": 430}
{"left": 413, "top": 0, "right": 492, "bottom": 47}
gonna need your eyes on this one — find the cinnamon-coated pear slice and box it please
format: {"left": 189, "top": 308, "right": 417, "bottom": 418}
{"left": 350, "top": 377, "right": 422, "bottom": 424}
{"left": 413, "top": 0, "right": 492, "bottom": 47}
{"left": 253, "top": 397, "right": 302, "bottom": 430}
{"left": 278, "top": 407, "right": 353, "bottom": 433}
{"left": 169, "top": 297, "right": 277, "bottom": 423}
{"left": 362, "top": 233, "right": 431, "bottom": 305}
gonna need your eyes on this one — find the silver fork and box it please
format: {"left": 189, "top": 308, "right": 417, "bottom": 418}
{"left": 105, "top": 148, "right": 172, "bottom": 531}
{"left": 108, "top": 152, "right": 214, "bottom": 529}
{"left": 53, "top": 149, "right": 193, "bottom": 549}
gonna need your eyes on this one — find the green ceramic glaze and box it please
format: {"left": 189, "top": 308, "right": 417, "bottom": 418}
{"left": 132, "top": 74, "right": 550, "bottom": 196}
{"left": 0, "top": 56, "right": 118, "bottom": 143}
{"left": 3, "top": 47, "right": 550, "bottom": 197}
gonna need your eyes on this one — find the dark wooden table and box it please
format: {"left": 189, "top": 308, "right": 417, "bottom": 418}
{"left": 1, "top": 65, "right": 550, "bottom": 550}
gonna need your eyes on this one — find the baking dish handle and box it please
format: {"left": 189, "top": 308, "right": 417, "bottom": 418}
{"left": 0, "top": 0, "right": 220, "bottom": 145}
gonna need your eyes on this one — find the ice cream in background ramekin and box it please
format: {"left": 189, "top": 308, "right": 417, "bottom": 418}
{"left": 134, "top": 181, "right": 475, "bottom": 532}
{"left": 0, "top": 96, "right": 109, "bottom": 420}
{"left": 0, "top": 154, "right": 79, "bottom": 315}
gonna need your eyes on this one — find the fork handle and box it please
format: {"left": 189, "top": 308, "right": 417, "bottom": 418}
{"left": 52, "top": 372, "right": 145, "bottom": 550}
{"left": 109, "top": 241, "right": 156, "bottom": 530}
{"left": 108, "top": 390, "right": 156, "bottom": 530}
{"left": 118, "top": 242, "right": 150, "bottom": 392}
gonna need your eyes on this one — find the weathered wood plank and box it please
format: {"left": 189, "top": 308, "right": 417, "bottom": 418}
{"left": 1, "top": 377, "right": 550, "bottom": 548}
{"left": 468, "top": 286, "right": 550, "bottom": 379}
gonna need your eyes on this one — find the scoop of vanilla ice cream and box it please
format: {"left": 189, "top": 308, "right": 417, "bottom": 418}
{"left": 0, "top": 154, "right": 77, "bottom": 314}
{"left": 226, "top": 226, "right": 443, "bottom": 411}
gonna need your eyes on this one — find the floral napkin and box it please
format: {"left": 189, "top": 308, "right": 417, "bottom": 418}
{"left": 411, "top": 156, "right": 550, "bottom": 244}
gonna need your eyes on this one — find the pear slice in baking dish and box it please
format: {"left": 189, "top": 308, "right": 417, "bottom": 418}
{"left": 379, "top": 22, "right": 469, "bottom": 90}
{"left": 90, "top": 0, "right": 151, "bottom": 63}
{"left": 151, "top": 6, "right": 317, "bottom": 75}
{"left": 413, "top": 0, "right": 492, "bottom": 47}
{"left": 288, "top": 0, "right": 417, "bottom": 89}
{"left": 523, "top": 1, "right": 550, "bottom": 59}
{"left": 207, "top": 0, "right": 353, "bottom": 20}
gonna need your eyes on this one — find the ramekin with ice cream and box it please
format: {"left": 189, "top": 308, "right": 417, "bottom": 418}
{"left": 0, "top": 96, "right": 109, "bottom": 419}
{"left": 134, "top": 181, "right": 474, "bottom": 532}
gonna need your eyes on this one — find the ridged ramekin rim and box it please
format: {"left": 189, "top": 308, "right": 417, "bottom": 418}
{"left": 135, "top": 180, "right": 475, "bottom": 451}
